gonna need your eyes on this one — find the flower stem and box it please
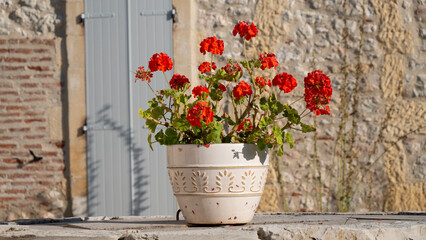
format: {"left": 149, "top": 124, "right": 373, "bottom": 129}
{"left": 289, "top": 96, "right": 304, "bottom": 106}
{"left": 146, "top": 83, "right": 158, "bottom": 96}
{"left": 162, "top": 71, "right": 170, "bottom": 88}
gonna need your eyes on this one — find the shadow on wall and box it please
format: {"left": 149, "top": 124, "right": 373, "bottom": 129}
{"left": 86, "top": 105, "right": 148, "bottom": 216}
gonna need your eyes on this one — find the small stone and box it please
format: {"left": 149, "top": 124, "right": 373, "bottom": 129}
{"left": 10, "top": 6, "right": 40, "bottom": 26}
{"left": 413, "top": 155, "right": 426, "bottom": 179}
{"left": 19, "top": 0, "right": 37, "bottom": 8}
{"left": 413, "top": 74, "right": 426, "bottom": 97}
{"left": 0, "top": 16, "right": 10, "bottom": 35}
{"left": 420, "top": 28, "right": 426, "bottom": 39}
{"left": 308, "top": 0, "right": 323, "bottom": 9}
{"left": 404, "top": 15, "right": 412, "bottom": 23}
{"left": 276, "top": 43, "right": 302, "bottom": 62}
{"left": 0, "top": 0, "right": 12, "bottom": 8}
{"left": 297, "top": 24, "right": 313, "bottom": 39}
{"left": 36, "top": 1, "right": 50, "bottom": 12}
{"left": 316, "top": 27, "right": 328, "bottom": 33}
{"left": 402, "top": 0, "right": 410, "bottom": 9}
{"left": 282, "top": 10, "right": 293, "bottom": 22}
{"left": 314, "top": 36, "right": 329, "bottom": 48}
{"left": 227, "top": 6, "right": 251, "bottom": 16}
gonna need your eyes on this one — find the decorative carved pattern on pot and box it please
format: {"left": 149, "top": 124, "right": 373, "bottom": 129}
{"left": 172, "top": 171, "right": 185, "bottom": 193}
{"left": 184, "top": 171, "right": 207, "bottom": 193}
{"left": 168, "top": 167, "right": 268, "bottom": 194}
{"left": 242, "top": 170, "right": 259, "bottom": 192}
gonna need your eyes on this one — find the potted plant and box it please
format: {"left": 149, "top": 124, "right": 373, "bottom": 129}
{"left": 135, "top": 21, "right": 332, "bottom": 225}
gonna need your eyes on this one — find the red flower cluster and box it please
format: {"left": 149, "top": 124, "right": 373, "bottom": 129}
{"left": 218, "top": 84, "right": 227, "bottom": 92}
{"left": 232, "top": 21, "right": 258, "bottom": 41}
{"left": 255, "top": 77, "right": 271, "bottom": 87}
{"left": 272, "top": 72, "right": 297, "bottom": 93}
{"left": 222, "top": 63, "right": 242, "bottom": 76}
{"left": 192, "top": 86, "right": 209, "bottom": 98}
{"left": 259, "top": 52, "right": 278, "bottom": 70}
{"left": 135, "top": 66, "right": 153, "bottom": 83}
{"left": 148, "top": 53, "right": 173, "bottom": 72}
{"left": 304, "top": 70, "right": 332, "bottom": 115}
{"left": 186, "top": 101, "right": 214, "bottom": 128}
{"left": 233, "top": 81, "right": 253, "bottom": 100}
{"left": 200, "top": 36, "right": 224, "bottom": 55}
{"left": 237, "top": 119, "right": 253, "bottom": 132}
{"left": 169, "top": 74, "right": 190, "bottom": 90}
{"left": 198, "top": 61, "right": 217, "bottom": 73}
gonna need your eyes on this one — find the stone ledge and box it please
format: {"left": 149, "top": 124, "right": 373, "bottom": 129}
{"left": 0, "top": 212, "right": 425, "bottom": 240}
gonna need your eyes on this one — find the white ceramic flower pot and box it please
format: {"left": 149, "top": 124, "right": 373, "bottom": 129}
{"left": 167, "top": 143, "right": 269, "bottom": 225}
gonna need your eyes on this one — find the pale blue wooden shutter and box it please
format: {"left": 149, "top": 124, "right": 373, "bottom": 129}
{"left": 84, "top": 0, "right": 175, "bottom": 216}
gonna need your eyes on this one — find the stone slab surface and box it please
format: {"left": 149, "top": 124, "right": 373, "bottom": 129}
{"left": 0, "top": 212, "right": 425, "bottom": 240}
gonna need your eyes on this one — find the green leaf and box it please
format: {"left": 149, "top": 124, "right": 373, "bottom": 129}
{"left": 285, "top": 132, "right": 294, "bottom": 149}
{"left": 215, "top": 69, "right": 227, "bottom": 80}
{"left": 233, "top": 96, "right": 246, "bottom": 105}
{"left": 301, "top": 123, "right": 316, "bottom": 133}
{"left": 147, "top": 133, "right": 154, "bottom": 151}
{"left": 193, "top": 139, "right": 204, "bottom": 144}
{"left": 206, "top": 122, "right": 223, "bottom": 143}
{"left": 259, "top": 116, "right": 273, "bottom": 130}
{"left": 247, "top": 131, "right": 262, "bottom": 143}
{"left": 251, "top": 59, "right": 261, "bottom": 68}
{"left": 148, "top": 98, "right": 159, "bottom": 108}
{"left": 283, "top": 104, "right": 301, "bottom": 124}
{"left": 269, "top": 96, "right": 284, "bottom": 115}
{"left": 176, "top": 94, "right": 190, "bottom": 105}
{"left": 277, "top": 145, "right": 284, "bottom": 156}
{"left": 154, "top": 130, "right": 165, "bottom": 144}
{"left": 146, "top": 119, "right": 157, "bottom": 133}
{"left": 273, "top": 126, "right": 284, "bottom": 145}
{"left": 151, "top": 106, "right": 165, "bottom": 120}
{"left": 138, "top": 108, "right": 150, "bottom": 118}
{"left": 240, "top": 60, "right": 249, "bottom": 69}
{"left": 173, "top": 118, "right": 191, "bottom": 132}
{"left": 165, "top": 128, "right": 179, "bottom": 145}
{"left": 209, "top": 88, "right": 223, "bottom": 102}
{"left": 257, "top": 141, "right": 266, "bottom": 151}
{"left": 260, "top": 97, "right": 269, "bottom": 111}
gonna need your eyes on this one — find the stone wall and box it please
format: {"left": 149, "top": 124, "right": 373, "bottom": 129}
{"left": 194, "top": 0, "right": 425, "bottom": 212}
{"left": 0, "top": 0, "right": 67, "bottom": 220}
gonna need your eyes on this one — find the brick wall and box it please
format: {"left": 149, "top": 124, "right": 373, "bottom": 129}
{"left": 0, "top": 37, "right": 66, "bottom": 220}
{"left": 0, "top": 0, "right": 67, "bottom": 220}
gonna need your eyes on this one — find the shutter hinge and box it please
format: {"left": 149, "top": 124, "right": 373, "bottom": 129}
{"left": 83, "top": 124, "right": 118, "bottom": 132}
{"left": 80, "top": 12, "right": 115, "bottom": 22}
{"left": 140, "top": 9, "right": 176, "bottom": 20}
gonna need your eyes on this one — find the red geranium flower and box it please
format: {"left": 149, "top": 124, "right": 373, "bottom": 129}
{"left": 232, "top": 21, "right": 258, "bottom": 41}
{"left": 186, "top": 101, "right": 214, "bottom": 128}
{"left": 192, "top": 86, "right": 209, "bottom": 98}
{"left": 304, "top": 70, "right": 332, "bottom": 115}
{"left": 169, "top": 74, "right": 190, "bottom": 90}
{"left": 222, "top": 63, "right": 242, "bottom": 76}
{"left": 200, "top": 36, "right": 224, "bottom": 55}
{"left": 237, "top": 119, "right": 253, "bottom": 132}
{"left": 148, "top": 53, "right": 173, "bottom": 72}
{"left": 135, "top": 66, "right": 153, "bottom": 83}
{"left": 233, "top": 81, "right": 253, "bottom": 100}
{"left": 218, "top": 84, "right": 227, "bottom": 92}
{"left": 272, "top": 72, "right": 297, "bottom": 93}
{"left": 259, "top": 52, "right": 278, "bottom": 70}
{"left": 255, "top": 77, "right": 267, "bottom": 87}
{"left": 198, "top": 62, "right": 217, "bottom": 73}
